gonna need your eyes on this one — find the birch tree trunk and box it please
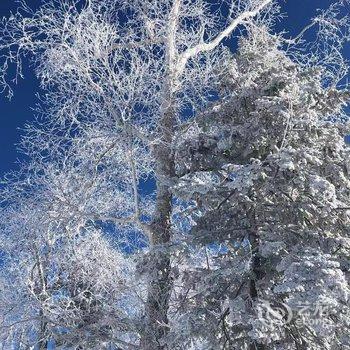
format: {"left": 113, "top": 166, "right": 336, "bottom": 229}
{"left": 142, "top": 103, "right": 176, "bottom": 349}
{"left": 141, "top": 2, "right": 181, "bottom": 346}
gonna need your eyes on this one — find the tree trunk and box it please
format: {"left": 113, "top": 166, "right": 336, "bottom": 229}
{"left": 248, "top": 230, "right": 266, "bottom": 350}
{"left": 142, "top": 109, "right": 175, "bottom": 349}
{"left": 38, "top": 310, "right": 48, "bottom": 350}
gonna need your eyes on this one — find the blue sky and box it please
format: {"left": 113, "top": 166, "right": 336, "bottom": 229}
{"left": 0, "top": 0, "right": 348, "bottom": 177}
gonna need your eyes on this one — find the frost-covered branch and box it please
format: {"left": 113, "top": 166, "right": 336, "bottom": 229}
{"left": 176, "top": 0, "right": 273, "bottom": 77}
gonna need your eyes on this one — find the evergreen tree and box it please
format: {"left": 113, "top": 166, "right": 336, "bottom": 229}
{"left": 173, "top": 27, "right": 350, "bottom": 349}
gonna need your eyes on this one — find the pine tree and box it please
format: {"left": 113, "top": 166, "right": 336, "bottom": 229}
{"left": 173, "top": 27, "right": 350, "bottom": 349}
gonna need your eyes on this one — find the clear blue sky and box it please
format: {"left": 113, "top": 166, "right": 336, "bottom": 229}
{"left": 0, "top": 0, "right": 347, "bottom": 176}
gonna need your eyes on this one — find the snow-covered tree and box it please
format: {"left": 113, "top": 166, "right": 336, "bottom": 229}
{"left": 0, "top": 171, "right": 143, "bottom": 349}
{"left": 172, "top": 26, "right": 350, "bottom": 349}
{"left": 0, "top": 1, "right": 349, "bottom": 349}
